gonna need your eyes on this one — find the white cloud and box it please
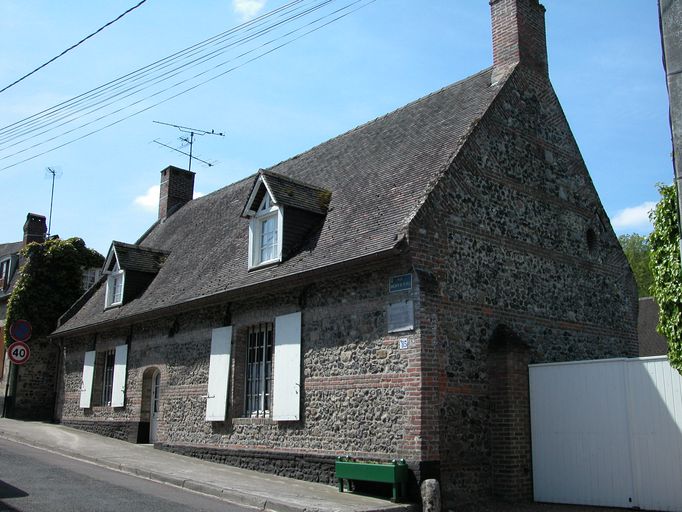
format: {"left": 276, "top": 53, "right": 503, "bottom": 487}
{"left": 133, "top": 185, "right": 159, "bottom": 212}
{"left": 611, "top": 201, "right": 656, "bottom": 232}
{"left": 233, "top": 0, "right": 266, "bottom": 20}
{"left": 193, "top": 191, "right": 205, "bottom": 199}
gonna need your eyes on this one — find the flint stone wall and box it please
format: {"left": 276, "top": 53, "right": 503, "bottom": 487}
{"left": 59, "top": 262, "right": 423, "bottom": 483}
{"left": 410, "top": 68, "right": 638, "bottom": 508}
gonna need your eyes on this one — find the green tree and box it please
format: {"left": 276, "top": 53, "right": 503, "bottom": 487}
{"left": 4, "top": 237, "right": 103, "bottom": 345}
{"left": 618, "top": 233, "right": 654, "bottom": 297}
{"left": 649, "top": 183, "right": 682, "bottom": 372}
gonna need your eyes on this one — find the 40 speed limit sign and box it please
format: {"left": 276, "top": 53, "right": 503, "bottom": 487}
{"left": 7, "top": 341, "right": 30, "bottom": 365}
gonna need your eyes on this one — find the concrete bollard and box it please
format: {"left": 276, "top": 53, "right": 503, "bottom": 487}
{"left": 421, "top": 478, "right": 441, "bottom": 512}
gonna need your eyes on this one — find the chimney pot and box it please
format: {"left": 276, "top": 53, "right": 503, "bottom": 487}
{"left": 158, "top": 165, "right": 195, "bottom": 220}
{"left": 23, "top": 213, "right": 47, "bottom": 246}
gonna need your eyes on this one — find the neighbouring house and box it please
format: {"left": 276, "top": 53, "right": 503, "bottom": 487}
{"left": 0, "top": 213, "right": 48, "bottom": 417}
{"left": 52, "top": 0, "right": 638, "bottom": 506}
{"left": 638, "top": 297, "right": 668, "bottom": 357}
{"left": 1, "top": 213, "right": 103, "bottom": 420}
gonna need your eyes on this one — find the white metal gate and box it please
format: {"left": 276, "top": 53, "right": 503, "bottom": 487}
{"left": 529, "top": 356, "right": 682, "bottom": 511}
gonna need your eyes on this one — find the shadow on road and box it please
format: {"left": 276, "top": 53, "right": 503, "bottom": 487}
{"left": 0, "top": 480, "right": 28, "bottom": 499}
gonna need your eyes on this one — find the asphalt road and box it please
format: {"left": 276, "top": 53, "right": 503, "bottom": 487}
{"left": 0, "top": 438, "right": 251, "bottom": 512}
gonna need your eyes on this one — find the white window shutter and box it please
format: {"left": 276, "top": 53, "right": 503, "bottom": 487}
{"left": 111, "top": 344, "right": 128, "bottom": 407}
{"left": 206, "top": 326, "right": 232, "bottom": 421}
{"left": 273, "top": 312, "right": 301, "bottom": 421}
{"left": 80, "top": 351, "right": 96, "bottom": 408}
{"left": 247, "top": 222, "right": 255, "bottom": 269}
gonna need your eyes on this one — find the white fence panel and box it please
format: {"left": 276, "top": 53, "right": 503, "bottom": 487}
{"left": 530, "top": 357, "right": 682, "bottom": 512}
{"left": 627, "top": 358, "right": 682, "bottom": 511}
{"left": 530, "top": 360, "right": 634, "bottom": 508}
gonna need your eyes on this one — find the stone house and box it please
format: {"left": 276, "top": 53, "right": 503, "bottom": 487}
{"left": 0, "top": 213, "right": 49, "bottom": 417}
{"left": 52, "top": 0, "right": 638, "bottom": 506}
{"left": 1, "top": 213, "right": 102, "bottom": 420}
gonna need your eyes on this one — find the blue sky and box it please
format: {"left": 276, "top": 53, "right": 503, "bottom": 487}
{"left": 0, "top": 0, "right": 672, "bottom": 256}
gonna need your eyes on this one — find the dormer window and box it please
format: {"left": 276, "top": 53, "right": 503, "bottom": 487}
{"left": 106, "top": 261, "right": 124, "bottom": 308}
{"left": 242, "top": 171, "right": 331, "bottom": 271}
{"left": 102, "top": 241, "right": 168, "bottom": 310}
{"left": 249, "top": 193, "right": 283, "bottom": 268}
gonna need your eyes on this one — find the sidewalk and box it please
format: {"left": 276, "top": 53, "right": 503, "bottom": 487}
{"left": 0, "top": 418, "right": 416, "bottom": 512}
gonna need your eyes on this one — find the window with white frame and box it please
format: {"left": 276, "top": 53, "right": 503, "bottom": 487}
{"left": 249, "top": 194, "right": 282, "bottom": 269}
{"left": 245, "top": 322, "right": 274, "bottom": 418}
{"left": 203, "top": 312, "right": 302, "bottom": 423}
{"left": 105, "top": 261, "right": 124, "bottom": 307}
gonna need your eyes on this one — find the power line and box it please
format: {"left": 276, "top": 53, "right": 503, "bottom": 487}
{"left": 0, "top": 0, "right": 149, "bottom": 95}
{"left": 0, "top": 0, "right": 334, "bottom": 158}
{"left": 0, "top": 0, "right": 376, "bottom": 171}
{"left": 0, "top": 0, "right": 377, "bottom": 172}
{"left": 0, "top": 0, "right": 328, "bottom": 145}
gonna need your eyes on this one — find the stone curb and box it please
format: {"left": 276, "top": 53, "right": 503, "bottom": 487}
{"left": 0, "top": 430, "right": 416, "bottom": 512}
{"left": 0, "top": 431, "right": 299, "bottom": 512}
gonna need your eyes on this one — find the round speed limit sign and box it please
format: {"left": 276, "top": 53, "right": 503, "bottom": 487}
{"left": 7, "top": 341, "right": 30, "bottom": 365}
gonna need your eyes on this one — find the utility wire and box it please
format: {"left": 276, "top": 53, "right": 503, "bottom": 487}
{"left": 0, "top": 0, "right": 352, "bottom": 156}
{"left": 0, "top": 0, "right": 308, "bottom": 139}
{"left": 0, "top": 0, "right": 149, "bottom": 95}
{"left": 1, "top": 0, "right": 353, "bottom": 158}
{"left": 0, "top": 0, "right": 330, "bottom": 147}
{"left": 0, "top": 0, "right": 376, "bottom": 171}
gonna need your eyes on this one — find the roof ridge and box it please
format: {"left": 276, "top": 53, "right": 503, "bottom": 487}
{"left": 261, "top": 67, "right": 495, "bottom": 174}
{"left": 112, "top": 240, "right": 169, "bottom": 254}
{"left": 261, "top": 169, "right": 330, "bottom": 192}
{"left": 398, "top": 66, "right": 513, "bottom": 241}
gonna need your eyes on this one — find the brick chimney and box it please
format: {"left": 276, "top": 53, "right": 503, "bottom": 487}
{"left": 23, "top": 213, "right": 47, "bottom": 246}
{"left": 158, "top": 165, "right": 195, "bottom": 220}
{"left": 490, "top": 0, "right": 548, "bottom": 83}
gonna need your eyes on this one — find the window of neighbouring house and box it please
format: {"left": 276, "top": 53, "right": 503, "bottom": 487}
{"left": 0, "top": 259, "right": 10, "bottom": 290}
{"left": 82, "top": 267, "right": 101, "bottom": 292}
{"left": 245, "top": 322, "right": 274, "bottom": 418}
{"left": 248, "top": 194, "right": 282, "bottom": 269}
{"left": 105, "top": 261, "right": 124, "bottom": 307}
{"left": 0, "top": 327, "right": 5, "bottom": 380}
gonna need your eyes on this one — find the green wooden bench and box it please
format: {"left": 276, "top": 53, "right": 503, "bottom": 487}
{"left": 335, "top": 457, "right": 408, "bottom": 502}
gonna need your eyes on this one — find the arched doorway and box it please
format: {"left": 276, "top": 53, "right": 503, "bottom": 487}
{"left": 140, "top": 367, "right": 161, "bottom": 444}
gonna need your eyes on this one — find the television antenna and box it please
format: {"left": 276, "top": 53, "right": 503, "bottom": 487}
{"left": 44, "top": 166, "right": 63, "bottom": 237}
{"left": 153, "top": 121, "right": 224, "bottom": 171}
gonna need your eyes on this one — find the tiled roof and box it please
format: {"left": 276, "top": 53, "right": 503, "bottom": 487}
{"left": 258, "top": 171, "right": 331, "bottom": 216}
{"left": 0, "top": 241, "right": 23, "bottom": 301}
{"left": 0, "top": 242, "right": 22, "bottom": 260}
{"left": 55, "top": 67, "right": 504, "bottom": 335}
{"left": 111, "top": 241, "right": 168, "bottom": 274}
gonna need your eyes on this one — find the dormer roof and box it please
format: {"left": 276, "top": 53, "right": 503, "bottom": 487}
{"left": 242, "top": 171, "right": 331, "bottom": 218}
{"left": 104, "top": 241, "right": 168, "bottom": 274}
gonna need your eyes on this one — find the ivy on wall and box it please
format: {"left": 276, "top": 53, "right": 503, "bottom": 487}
{"left": 4, "top": 237, "right": 103, "bottom": 345}
{"left": 649, "top": 184, "right": 682, "bottom": 373}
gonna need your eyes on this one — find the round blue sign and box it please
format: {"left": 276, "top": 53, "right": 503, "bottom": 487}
{"left": 9, "top": 319, "right": 32, "bottom": 343}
